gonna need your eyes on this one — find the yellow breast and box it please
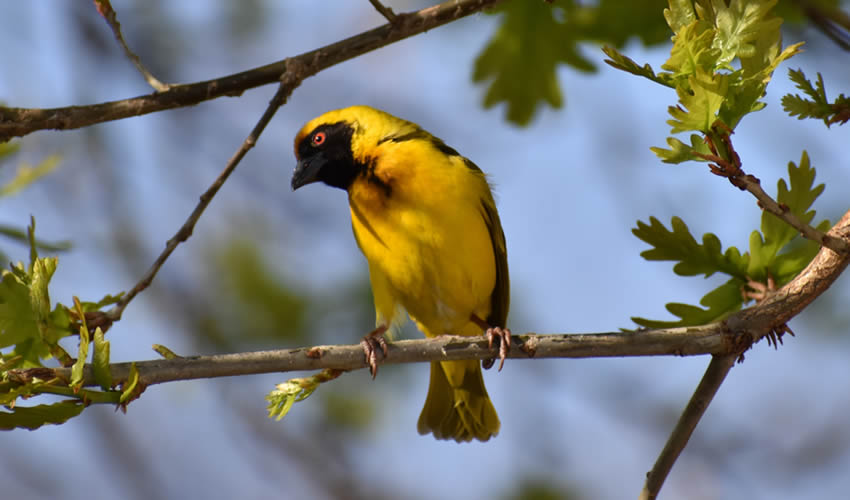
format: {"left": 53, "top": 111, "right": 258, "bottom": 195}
{"left": 348, "top": 141, "right": 497, "bottom": 336}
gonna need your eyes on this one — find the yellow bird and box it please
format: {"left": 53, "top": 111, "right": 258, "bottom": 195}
{"left": 291, "top": 105, "right": 510, "bottom": 442}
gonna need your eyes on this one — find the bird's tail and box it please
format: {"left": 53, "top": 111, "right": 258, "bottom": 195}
{"left": 417, "top": 360, "right": 500, "bottom": 442}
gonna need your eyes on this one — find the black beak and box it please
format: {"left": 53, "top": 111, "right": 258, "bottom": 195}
{"left": 291, "top": 154, "right": 327, "bottom": 191}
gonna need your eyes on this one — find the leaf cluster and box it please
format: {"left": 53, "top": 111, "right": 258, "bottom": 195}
{"left": 632, "top": 152, "right": 828, "bottom": 328}
{"left": 266, "top": 369, "right": 343, "bottom": 420}
{"left": 0, "top": 219, "right": 128, "bottom": 430}
{"left": 0, "top": 144, "right": 70, "bottom": 263}
{"left": 605, "top": 0, "right": 802, "bottom": 163}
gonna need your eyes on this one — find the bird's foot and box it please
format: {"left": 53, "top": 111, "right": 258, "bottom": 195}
{"left": 483, "top": 326, "right": 511, "bottom": 372}
{"left": 361, "top": 325, "right": 389, "bottom": 379}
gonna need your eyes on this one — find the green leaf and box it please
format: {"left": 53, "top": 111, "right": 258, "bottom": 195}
{"left": 664, "top": 0, "right": 697, "bottom": 33}
{"left": 267, "top": 378, "right": 317, "bottom": 421}
{"left": 119, "top": 362, "right": 139, "bottom": 404}
{"left": 712, "top": 0, "right": 781, "bottom": 67}
{"left": 632, "top": 277, "right": 743, "bottom": 328}
{"left": 0, "top": 218, "right": 70, "bottom": 365}
{"left": 0, "top": 155, "right": 60, "bottom": 198}
{"left": 0, "top": 141, "right": 21, "bottom": 160}
{"left": 0, "top": 272, "right": 38, "bottom": 349}
{"left": 667, "top": 69, "right": 728, "bottom": 133}
{"left": 266, "top": 369, "right": 342, "bottom": 421}
{"left": 632, "top": 216, "right": 748, "bottom": 278}
{"left": 633, "top": 151, "right": 829, "bottom": 328}
{"left": 602, "top": 46, "right": 675, "bottom": 89}
{"left": 772, "top": 220, "right": 830, "bottom": 284}
{"left": 651, "top": 133, "right": 712, "bottom": 163}
{"left": 782, "top": 68, "right": 850, "bottom": 126}
{"left": 0, "top": 224, "right": 71, "bottom": 252}
{"left": 759, "top": 151, "right": 823, "bottom": 259}
{"left": 152, "top": 344, "right": 180, "bottom": 360}
{"left": 92, "top": 327, "right": 112, "bottom": 390}
{"left": 473, "top": 2, "right": 595, "bottom": 126}
{"left": 0, "top": 401, "right": 84, "bottom": 430}
{"left": 662, "top": 16, "right": 721, "bottom": 79}
{"left": 70, "top": 325, "right": 90, "bottom": 390}
{"left": 748, "top": 151, "right": 828, "bottom": 284}
{"left": 29, "top": 255, "right": 57, "bottom": 338}
{"left": 650, "top": 0, "right": 801, "bottom": 150}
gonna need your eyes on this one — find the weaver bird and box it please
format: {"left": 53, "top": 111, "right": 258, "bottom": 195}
{"left": 291, "top": 106, "right": 510, "bottom": 442}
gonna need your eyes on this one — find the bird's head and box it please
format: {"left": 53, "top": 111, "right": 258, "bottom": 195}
{"left": 291, "top": 105, "right": 419, "bottom": 191}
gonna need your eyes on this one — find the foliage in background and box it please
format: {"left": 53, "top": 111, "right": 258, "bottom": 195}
{"left": 0, "top": 217, "right": 125, "bottom": 430}
{"left": 0, "top": 0, "right": 846, "bottom": 440}
{"left": 474, "top": 0, "right": 841, "bottom": 126}
{"left": 782, "top": 68, "right": 850, "bottom": 126}
{"left": 0, "top": 144, "right": 69, "bottom": 264}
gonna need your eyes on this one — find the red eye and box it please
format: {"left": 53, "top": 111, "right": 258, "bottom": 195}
{"left": 311, "top": 132, "right": 326, "bottom": 146}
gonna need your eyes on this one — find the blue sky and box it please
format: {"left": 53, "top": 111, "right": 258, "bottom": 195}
{"left": 2, "top": 2, "right": 850, "bottom": 499}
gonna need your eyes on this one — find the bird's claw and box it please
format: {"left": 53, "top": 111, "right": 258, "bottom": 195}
{"left": 484, "top": 326, "right": 511, "bottom": 371}
{"left": 361, "top": 326, "right": 389, "bottom": 379}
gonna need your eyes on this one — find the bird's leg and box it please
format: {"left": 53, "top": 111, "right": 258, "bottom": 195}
{"left": 361, "top": 324, "right": 389, "bottom": 379}
{"left": 470, "top": 314, "right": 511, "bottom": 372}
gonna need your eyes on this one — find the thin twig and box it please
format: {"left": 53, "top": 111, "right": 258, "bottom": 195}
{"left": 639, "top": 354, "right": 737, "bottom": 500}
{"left": 736, "top": 174, "right": 850, "bottom": 254}
{"left": 799, "top": 0, "right": 850, "bottom": 51}
{"left": 94, "top": 0, "right": 170, "bottom": 91}
{"left": 368, "top": 0, "right": 398, "bottom": 23}
{"left": 698, "top": 128, "right": 850, "bottom": 255}
{"left": 106, "top": 71, "right": 299, "bottom": 323}
{"left": 0, "top": 0, "right": 504, "bottom": 142}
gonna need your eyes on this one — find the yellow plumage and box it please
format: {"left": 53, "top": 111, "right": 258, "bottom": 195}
{"left": 292, "top": 106, "right": 509, "bottom": 442}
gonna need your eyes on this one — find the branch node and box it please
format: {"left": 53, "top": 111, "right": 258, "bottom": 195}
{"left": 368, "top": 0, "right": 400, "bottom": 24}
{"left": 520, "top": 335, "right": 539, "bottom": 357}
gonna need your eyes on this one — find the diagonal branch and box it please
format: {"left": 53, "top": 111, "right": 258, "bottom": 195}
{"left": 0, "top": 0, "right": 504, "bottom": 142}
{"left": 736, "top": 173, "right": 850, "bottom": 255}
{"left": 639, "top": 354, "right": 737, "bottom": 500}
{"left": 698, "top": 129, "right": 850, "bottom": 255}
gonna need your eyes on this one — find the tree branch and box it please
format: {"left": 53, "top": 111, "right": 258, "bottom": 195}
{"left": 700, "top": 129, "right": 850, "bottom": 256}
{"left": 634, "top": 209, "right": 850, "bottom": 499}
{"left": 727, "top": 208, "right": 850, "bottom": 335}
{"left": 737, "top": 173, "right": 850, "bottom": 255}
{"left": 368, "top": 0, "right": 399, "bottom": 23}
{"left": 0, "top": 0, "right": 504, "bottom": 142}
{"left": 29, "top": 207, "right": 850, "bottom": 388}
{"left": 43, "top": 328, "right": 739, "bottom": 387}
{"left": 639, "top": 354, "right": 737, "bottom": 500}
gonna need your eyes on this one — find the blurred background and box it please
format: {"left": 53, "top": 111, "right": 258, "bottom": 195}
{"left": 2, "top": 1, "right": 850, "bottom": 499}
